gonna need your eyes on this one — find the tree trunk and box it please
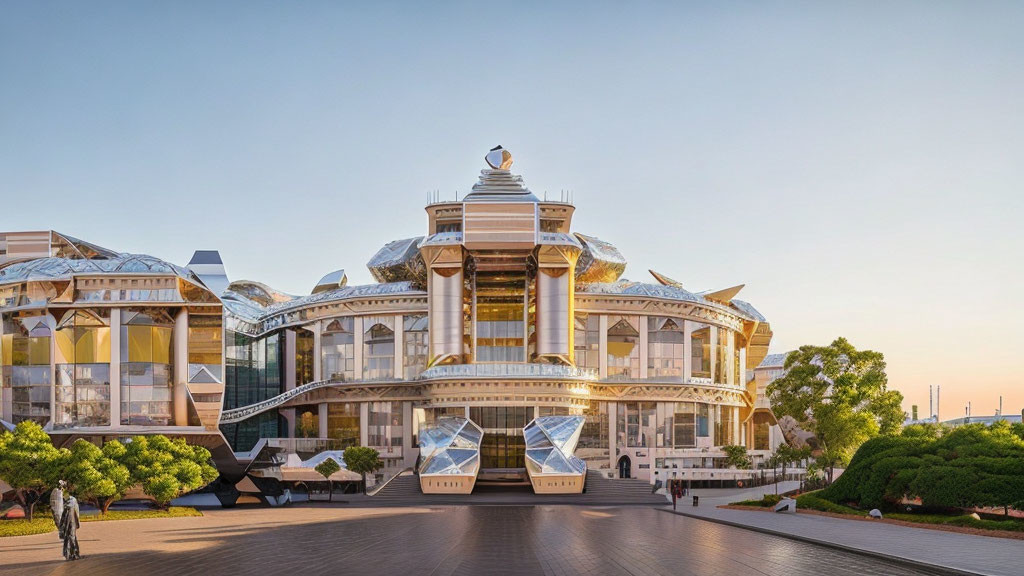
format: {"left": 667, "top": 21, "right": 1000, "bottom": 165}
{"left": 328, "top": 481, "right": 333, "bottom": 502}
{"left": 361, "top": 473, "right": 367, "bottom": 494}
{"left": 102, "top": 498, "right": 114, "bottom": 515}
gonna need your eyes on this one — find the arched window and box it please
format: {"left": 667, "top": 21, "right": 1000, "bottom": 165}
{"left": 647, "top": 317, "right": 684, "bottom": 378}
{"left": 120, "top": 309, "right": 174, "bottom": 425}
{"left": 321, "top": 317, "right": 354, "bottom": 381}
{"left": 363, "top": 316, "right": 395, "bottom": 380}
{"left": 607, "top": 316, "right": 639, "bottom": 380}
{"left": 54, "top": 310, "right": 111, "bottom": 428}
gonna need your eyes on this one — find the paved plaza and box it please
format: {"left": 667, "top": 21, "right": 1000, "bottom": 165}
{"left": 0, "top": 505, "right": 955, "bottom": 576}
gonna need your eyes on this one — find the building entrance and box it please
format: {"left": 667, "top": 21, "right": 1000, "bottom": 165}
{"left": 469, "top": 406, "right": 534, "bottom": 469}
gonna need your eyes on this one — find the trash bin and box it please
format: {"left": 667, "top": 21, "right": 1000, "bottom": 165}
{"left": 692, "top": 495, "right": 699, "bottom": 507}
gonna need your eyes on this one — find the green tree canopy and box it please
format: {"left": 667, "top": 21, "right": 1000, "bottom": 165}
{"left": 0, "top": 421, "right": 69, "bottom": 521}
{"left": 343, "top": 446, "right": 383, "bottom": 493}
{"left": 65, "top": 439, "right": 132, "bottom": 514}
{"left": 767, "top": 337, "right": 904, "bottom": 480}
{"left": 314, "top": 458, "right": 342, "bottom": 502}
{"left": 721, "top": 445, "right": 751, "bottom": 469}
{"left": 120, "top": 435, "right": 219, "bottom": 508}
{"left": 822, "top": 422, "right": 1024, "bottom": 511}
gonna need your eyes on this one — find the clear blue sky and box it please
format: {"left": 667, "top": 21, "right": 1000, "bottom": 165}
{"left": 2, "top": 2, "right": 1022, "bottom": 418}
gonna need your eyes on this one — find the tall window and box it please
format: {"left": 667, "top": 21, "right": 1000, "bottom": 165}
{"left": 54, "top": 310, "right": 111, "bottom": 428}
{"left": 403, "top": 315, "right": 428, "bottom": 379}
{"left": 1, "top": 314, "right": 51, "bottom": 425}
{"left": 616, "top": 401, "right": 655, "bottom": 447}
{"left": 224, "top": 331, "right": 282, "bottom": 411}
{"left": 295, "top": 329, "right": 314, "bottom": 385}
{"left": 733, "top": 334, "right": 743, "bottom": 386}
{"left": 368, "top": 401, "right": 403, "bottom": 454}
{"left": 715, "top": 405, "right": 736, "bottom": 446}
{"left": 475, "top": 271, "right": 526, "bottom": 362}
{"left": 295, "top": 404, "right": 319, "bottom": 438}
{"left": 715, "top": 327, "right": 729, "bottom": 383}
{"left": 607, "top": 315, "right": 640, "bottom": 380}
{"left": 673, "top": 402, "right": 696, "bottom": 448}
{"left": 120, "top": 309, "right": 174, "bottom": 425}
{"left": 322, "top": 318, "right": 355, "bottom": 381}
{"left": 573, "top": 313, "right": 599, "bottom": 371}
{"left": 327, "top": 402, "right": 360, "bottom": 448}
{"left": 648, "top": 317, "right": 684, "bottom": 378}
{"left": 362, "top": 316, "right": 395, "bottom": 380}
{"left": 690, "top": 323, "right": 711, "bottom": 379}
{"left": 188, "top": 314, "right": 222, "bottom": 381}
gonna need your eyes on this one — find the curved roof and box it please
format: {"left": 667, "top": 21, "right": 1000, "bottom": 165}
{"left": 462, "top": 169, "right": 540, "bottom": 203}
{"left": 0, "top": 253, "right": 202, "bottom": 286}
{"left": 577, "top": 280, "right": 767, "bottom": 322}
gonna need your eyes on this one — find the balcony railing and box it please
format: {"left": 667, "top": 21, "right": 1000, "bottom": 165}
{"left": 417, "top": 363, "right": 598, "bottom": 381}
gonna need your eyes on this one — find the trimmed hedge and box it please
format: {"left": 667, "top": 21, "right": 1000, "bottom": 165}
{"left": 795, "top": 491, "right": 868, "bottom": 516}
{"left": 0, "top": 518, "right": 57, "bottom": 537}
{"left": 0, "top": 506, "right": 201, "bottom": 537}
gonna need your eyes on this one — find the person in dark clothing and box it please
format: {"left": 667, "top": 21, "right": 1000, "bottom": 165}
{"left": 60, "top": 496, "right": 81, "bottom": 561}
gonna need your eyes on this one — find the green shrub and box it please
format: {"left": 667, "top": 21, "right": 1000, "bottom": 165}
{"left": 731, "top": 494, "right": 783, "bottom": 507}
{"left": 80, "top": 507, "right": 202, "bottom": 522}
{"left": 0, "top": 518, "right": 57, "bottom": 537}
{"left": 796, "top": 491, "right": 867, "bottom": 516}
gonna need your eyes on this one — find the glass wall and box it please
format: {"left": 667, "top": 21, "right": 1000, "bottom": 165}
{"left": 54, "top": 310, "right": 111, "bottom": 428}
{"left": 733, "top": 334, "right": 743, "bottom": 386}
{"left": 470, "top": 406, "right": 533, "bottom": 468}
{"left": 362, "top": 316, "right": 395, "bottom": 380}
{"left": 648, "top": 317, "right": 684, "bottom": 378}
{"left": 223, "top": 331, "right": 282, "bottom": 410}
{"left": 367, "top": 401, "right": 403, "bottom": 455}
{"left": 294, "top": 404, "right": 319, "bottom": 438}
{"left": 221, "top": 411, "right": 283, "bottom": 453}
{"left": 1, "top": 314, "right": 51, "bottom": 424}
{"left": 322, "top": 318, "right": 354, "bottom": 381}
{"left": 607, "top": 315, "right": 640, "bottom": 380}
{"left": 578, "top": 401, "right": 609, "bottom": 468}
{"left": 120, "top": 309, "right": 173, "bottom": 425}
{"left": 715, "top": 327, "right": 729, "bottom": 383}
{"left": 573, "top": 313, "right": 599, "bottom": 371}
{"left": 672, "top": 402, "right": 696, "bottom": 448}
{"left": 411, "top": 405, "right": 464, "bottom": 446}
{"left": 403, "top": 315, "right": 428, "bottom": 379}
{"left": 616, "top": 401, "right": 655, "bottom": 447}
{"left": 326, "top": 402, "right": 360, "bottom": 448}
{"left": 752, "top": 412, "right": 772, "bottom": 450}
{"left": 475, "top": 272, "right": 526, "bottom": 362}
{"left": 295, "top": 330, "right": 314, "bottom": 385}
{"left": 188, "top": 314, "right": 223, "bottom": 381}
{"left": 715, "top": 405, "right": 736, "bottom": 446}
{"left": 690, "top": 322, "right": 711, "bottom": 379}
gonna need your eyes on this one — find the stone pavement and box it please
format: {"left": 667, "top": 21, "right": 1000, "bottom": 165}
{"left": 667, "top": 501, "right": 1021, "bottom": 576}
{"left": 0, "top": 505, "right": 948, "bottom": 576}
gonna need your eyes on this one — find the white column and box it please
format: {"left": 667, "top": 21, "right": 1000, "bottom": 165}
{"left": 318, "top": 402, "right": 328, "bottom": 438}
{"left": 638, "top": 315, "right": 648, "bottom": 379}
{"left": 607, "top": 401, "right": 617, "bottom": 473}
{"left": 109, "top": 308, "right": 121, "bottom": 428}
{"left": 709, "top": 327, "right": 717, "bottom": 384}
{"left": 173, "top": 309, "right": 189, "bottom": 426}
{"left": 733, "top": 406, "right": 740, "bottom": 445}
{"left": 683, "top": 320, "right": 693, "bottom": 381}
{"left": 353, "top": 316, "right": 364, "bottom": 381}
{"left": 0, "top": 318, "right": 10, "bottom": 422}
{"left": 312, "top": 320, "right": 322, "bottom": 382}
{"left": 47, "top": 314, "right": 56, "bottom": 428}
{"left": 393, "top": 314, "right": 404, "bottom": 380}
{"left": 598, "top": 315, "right": 608, "bottom": 379}
{"left": 402, "top": 401, "right": 413, "bottom": 467}
{"left": 360, "top": 401, "right": 369, "bottom": 446}
{"left": 281, "top": 408, "right": 295, "bottom": 438}
{"left": 284, "top": 329, "right": 296, "bottom": 391}
{"left": 727, "top": 331, "right": 735, "bottom": 386}
{"left": 739, "top": 347, "right": 747, "bottom": 387}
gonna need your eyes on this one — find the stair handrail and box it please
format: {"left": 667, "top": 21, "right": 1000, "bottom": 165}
{"left": 366, "top": 467, "right": 415, "bottom": 497}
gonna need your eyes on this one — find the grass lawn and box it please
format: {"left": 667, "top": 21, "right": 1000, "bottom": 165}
{"left": 0, "top": 507, "right": 202, "bottom": 537}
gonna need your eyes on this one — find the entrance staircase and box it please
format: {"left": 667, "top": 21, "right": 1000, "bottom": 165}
{"left": 365, "top": 469, "right": 666, "bottom": 506}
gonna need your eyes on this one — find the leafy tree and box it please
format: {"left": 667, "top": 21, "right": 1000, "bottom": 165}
{"left": 767, "top": 337, "right": 904, "bottom": 482}
{"left": 64, "top": 439, "right": 132, "bottom": 514}
{"left": 0, "top": 421, "right": 69, "bottom": 521}
{"left": 121, "top": 435, "right": 218, "bottom": 509}
{"left": 767, "top": 443, "right": 811, "bottom": 494}
{"left": 314, "top": 458, "right": 341, "bottom": 502}
{"left": 721, "top": 445, "right": 751, "bottom": 469}
{"left": 343, "top": 446, "right": 383, "bottom": 493}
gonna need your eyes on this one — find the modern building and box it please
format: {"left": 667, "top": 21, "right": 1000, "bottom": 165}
{"left": 1, "top": 147, "right": 780, "bottom": 498}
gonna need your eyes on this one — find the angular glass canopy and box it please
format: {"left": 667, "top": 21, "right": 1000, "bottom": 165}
{"left": 418, "top": 416, "right": 484, "bottom": 476}
{"left": 524, "top": 415, "right": 587, "bottom": 476}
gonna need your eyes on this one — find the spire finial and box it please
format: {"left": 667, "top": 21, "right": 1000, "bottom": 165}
{"left": 485, "top": 145, "right": 513, "bottom": 170}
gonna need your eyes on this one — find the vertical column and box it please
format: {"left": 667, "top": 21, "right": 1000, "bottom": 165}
{"left": 284, "top": 329, "right": 296, "bottom": 391}
{"left": 598, "top": 315, "right": 608, "bottom": 379}
{"left": 312, "top": 320, "right": 322, "bottom": 382}
{"left": 683, "top": 320, "right": 693, "bottom": 381}
{"left": 709, "top": 327, "right": 717, "bottom": 383}
{"left": 739, "top": 348, "right": 747, "bottom": 388}
{"left": 393, "top": 314, "right": 404, "bottom": 380}
{"left": 607, "top": 401, "right": 617, "bottom": 473}
{"left": 360, "top": 401, "right": 369, "bottom": 446}
{"left": 318, "top": 402, "right": 328, "bottom": 438}
{"left": 109, "top": 308, "right": 121, "bottom": 428}
{"left": 638, "top": 315, "right": 648, "bottom": 379}
{"left": 733, "top": 406, "right": 740, "bottom": 446}
{"left": 47, "top": 314, "right": 55, "bottom": 428}
{"left": 0, "top": 318, "right": 10, "bottom": 422}
{"left": 402, "top": 401, "right": 413, "bottom": 467}
{"left": 281, "top": 408, "right": 296, "bottom": 439}
{"left": 727, "top": 331, "right": 735, "bottom": 386}
{"left": 353, "top": 316, "right": 364, "bottom": 381}
{"left": 173, "top": 309, "right": 189, "bottom": 426}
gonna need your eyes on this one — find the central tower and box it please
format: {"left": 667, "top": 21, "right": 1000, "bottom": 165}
{"left": 420, "top": 146, "right": 581, "bottom": 367}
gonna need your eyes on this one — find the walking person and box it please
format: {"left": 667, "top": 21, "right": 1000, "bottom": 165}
{"left": 50, "top": 480, "right": 65, "bottom": 540}
{"left": 61, "top": 495, "right": 81, "bottom": 561}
